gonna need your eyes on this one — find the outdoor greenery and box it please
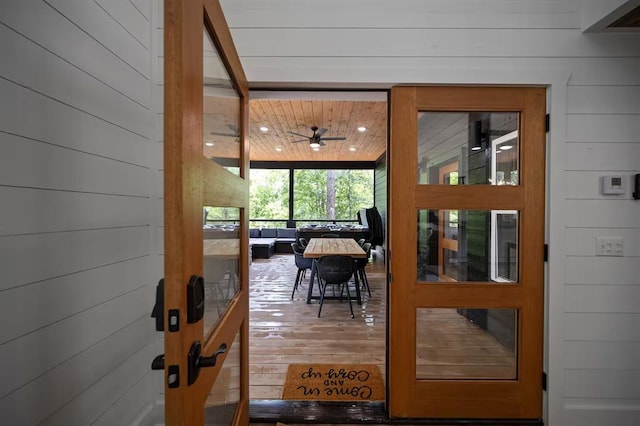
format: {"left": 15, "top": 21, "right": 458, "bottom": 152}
{"left": 203, "top": 168, "right": 374, "bottom": 225}
{"left": 250, "top": 168, "right": 374, "bottom": 223}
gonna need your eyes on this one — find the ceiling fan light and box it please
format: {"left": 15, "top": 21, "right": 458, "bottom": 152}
{"left": 309, "top": 141, "right": 321, "bottom": 148}
{"left": 312, "top": 147, "right": 320, "bottom": 151}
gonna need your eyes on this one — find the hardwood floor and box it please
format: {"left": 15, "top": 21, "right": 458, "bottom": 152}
{"left": 249, "top": 251, "right": 387, "bottom": 400}
{"left": 249, "top": 250, "right": 517, "bottom": 401}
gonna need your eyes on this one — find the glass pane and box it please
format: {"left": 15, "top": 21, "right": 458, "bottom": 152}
{"left": 417, "top": 112, "right": 519, "bottom": 185}
{"left": 203, "top": 28, "right": 240, "bottom": 174}
{"left": 417, "top": 209, "right": 519, "bottom": 283}
{"left": 416, "top": 308, "right": 517, "bottom": 380}
{"left": 293, "top": 169, "right": 373, "bottom": 222}
{"left": 249, "top": 169, "right": 290, "bottom": 226}
{"left": 203, "top": 207, "right": 240, "bottom": 338}
{"left": 204, "top": 331, "right": 241, "bottom": 425}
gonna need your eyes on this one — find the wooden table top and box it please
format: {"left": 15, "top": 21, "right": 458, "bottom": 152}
{"left": 203, "top": 239, "right": 239, "bottom": 259}
{"left": 303, "top": 238, "right": 367, "bottom": 258}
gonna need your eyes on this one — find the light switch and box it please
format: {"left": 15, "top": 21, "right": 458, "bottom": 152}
{"left": 595, "top": 237, "right": 624, "bottom": 257}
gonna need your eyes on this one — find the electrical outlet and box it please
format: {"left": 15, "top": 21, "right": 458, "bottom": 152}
{"left": 595, "top": 237, "right": 624, "bottom": 257}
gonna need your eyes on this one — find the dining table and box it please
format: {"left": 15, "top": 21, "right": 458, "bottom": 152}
{"left": 303, "top": 238, "right": 367, "bottom": 305}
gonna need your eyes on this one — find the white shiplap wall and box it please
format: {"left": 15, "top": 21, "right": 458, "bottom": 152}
{"left": 0, "top": 0, "right": 158, "bottom": 424}
{"left": 218, "top": 0, "right": 640, "bottom": 425}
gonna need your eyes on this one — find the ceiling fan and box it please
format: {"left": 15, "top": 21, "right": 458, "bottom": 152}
{"left": 288, "top": 126, "right": 346, "bottom": 148}
{"left": 209, "top": 123, "right": 239, "bottom": 138}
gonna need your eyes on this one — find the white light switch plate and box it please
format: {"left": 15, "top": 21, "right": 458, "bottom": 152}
{"left": 595, "top": 237, "right": 624, "bottom": 257}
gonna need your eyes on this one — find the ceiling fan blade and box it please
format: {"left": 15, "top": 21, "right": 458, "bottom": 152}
{"left": 210, "top": 131, "right": 239, "bottom": 137}
{"left": 287, "top": 131, "right": 310, "bottom": 138}
{"left": 319, "top": 136, "right": 347, "bottom": 141}
{"left": 291, "top": 139, "right": 308, "bottom": 143}
{"left": 316, "top": 128, "right": 328, "bottom": 136}
{"left": 319, "top": 140, "right": 326, "bottom": 147}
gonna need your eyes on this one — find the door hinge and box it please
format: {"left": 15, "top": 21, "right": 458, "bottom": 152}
{"left": 545, "top": 114, "right": 550, "bottom": 133}
{"left": 544, "top": 244, "right": 549, "bottom": 262}
{"left": 542, "top": 371, "right": 548, "bottom": 391}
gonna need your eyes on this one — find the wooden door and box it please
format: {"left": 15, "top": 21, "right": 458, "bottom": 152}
{"left": 164, "top": 0, "right": 250, "bottom": 424}
{"left": 437, "top": 161, "right": 459, "bottom": 282}
{"left": 389, "top": 86, "right": 545, "bottom": 419}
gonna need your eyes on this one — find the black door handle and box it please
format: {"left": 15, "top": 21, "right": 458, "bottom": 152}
{"left": 187, "top": 341, "right": 228, "bottom": 385}
{"left": 151, "top": 354, "right": 165, "bottom": 370}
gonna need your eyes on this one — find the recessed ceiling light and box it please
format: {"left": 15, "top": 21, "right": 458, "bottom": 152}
{"left": 357, "top": 126, "right": 366, "bottom": 132}
{"left": 275, "top": 147, "right": 282, "bottom": 152}
{"left": 500, "top": 145, "right": 513, "bottom": 150}
{"left": 349, "top": 147, "right": 356, "bottom": 152}
{"left": 205, "top": 142, "right": 214, "bottom": 147}
{"left": 259, "top": 126, "right": 269, "bottom": 132}
{"left": 471, "top": 146, "right": 482, "bottom": 151}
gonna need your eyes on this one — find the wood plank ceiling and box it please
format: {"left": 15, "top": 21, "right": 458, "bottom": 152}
{"left": 247, "top": 98, "right": 388, "bottom": 162}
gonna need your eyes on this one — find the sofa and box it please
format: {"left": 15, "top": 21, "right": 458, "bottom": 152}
{"left": 250, "top": 228, "right": 297, "bottom": 259}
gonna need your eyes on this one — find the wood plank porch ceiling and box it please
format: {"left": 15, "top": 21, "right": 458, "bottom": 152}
{"left": 248, "top": 98, "right": 388, "bottom": 162}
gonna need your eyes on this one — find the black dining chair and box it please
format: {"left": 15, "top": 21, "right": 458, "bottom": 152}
{"left": 316, "top": 255, "right": 356, "bottom": 318}
{"left": 298, "top": 237, "right": 308, "bottom": 248}
{"left": 291, "top": 242, "right": 313, "bottom": 300}
{"left": 355, "top": 242, "right": 372, "bottom": 297}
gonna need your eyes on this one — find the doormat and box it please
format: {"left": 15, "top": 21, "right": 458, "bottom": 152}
{"left": 282, "top": 364, "right": 384, "bottom": 401}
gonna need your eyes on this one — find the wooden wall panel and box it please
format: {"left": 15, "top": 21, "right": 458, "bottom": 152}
{"left": 95, "top": 0, "right": 151, "bottom": 49}
{"left": 0, "top": 78, "right": 149, "bottom": 166}
{"left": 566, "top": 341, "right": 640, "bottom": 370}
{"left": 565, "top": 369, "right": 640, "bottom": 399}
{"left": 0, "top": 188, "right": 150, "bottom": 235}
{"left": 0, "top": 287, "right": 149, "bottom": 401}
{"left": 0, "top": 0, "right": 149, "bottom": 105}
{"left": 567, "top": 114, "right": 640, "bottom": 143}
{"left": 0, "top": 256, "right": 150, "bottom": 344}
{"left": 568, "top": 86, "right": 640, "bottom": 114}
{"left": 0, "top": 133, "right": 150, "bottom": 197}
{"left": 566, "top": 228, "right": 640, "bottom": 257}
{"left": 566, "top": 143, "right": 640, "bottom": 171}
{"left": 566, "top": 285, "right": 640, "bottom": 313}
{"left": 566, "top": 171, "right": 637, "bottom": 200}
{"left": 46, "top": 0, "right": 149, "bottom": 76}
{"left": 566, "top": 199, "right": 640, "bottom": 228}
{"left": 0, "top": 0, "right": 156, "bottom": 423}
{"left": 0, "top": 314, "right": 151, "bottom": 425}
{"left": 0, "top": 227, "right": 150, "bottom": 292}
{"left": 42, "top": 343, "right": 152, "bottom": 425}
{"left": 222, "top": 0, "right": 579, "bottom": 29}
{"left": 565, "top": 313, "right": 640, "bottom": 341}
{"left": 227, "top": 29, "right": 640, "bottom": 59}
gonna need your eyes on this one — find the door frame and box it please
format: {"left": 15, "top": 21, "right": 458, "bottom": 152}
{"left": 163, "top": 0, "right": 250, "bottom": 424}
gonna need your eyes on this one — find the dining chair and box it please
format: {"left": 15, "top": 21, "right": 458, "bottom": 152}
{"left": 298, "top": 237, "right": 308, "bottom": 248}
{"left": 316, "top": 255, "right": 356, "bottom": 318}
{"left": 355, "top": 242, "right": 372, "bottom": 297}
{"left": 291, "top": 242, "right": 313, "bottom": 300}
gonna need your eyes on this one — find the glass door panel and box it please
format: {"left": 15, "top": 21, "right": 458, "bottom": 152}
{"left": 417, "top": 209, "right": 520, "bottom": 283}
{"left": 416, "top": 308, "right": 518, "bottom": 380}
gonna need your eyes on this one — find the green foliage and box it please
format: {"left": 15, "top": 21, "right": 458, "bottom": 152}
{"left": 249, "top": 169, "right": 289, "bottom": 219}
{"left": 249, "top": 168, "right": 374, "bottom": 223}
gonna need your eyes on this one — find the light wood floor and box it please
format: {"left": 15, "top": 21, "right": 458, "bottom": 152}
{"left": 249, "top": 251, "right": 516, "bottom": 400}
{"left": 249, "top": 252, "right": 387, "bottom": 399}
